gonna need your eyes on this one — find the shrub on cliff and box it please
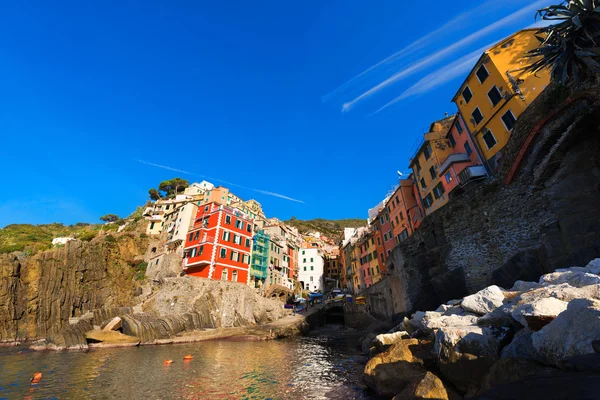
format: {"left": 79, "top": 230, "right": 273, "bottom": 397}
{"left": 526, "top": 0, "right": 600, "bottom": 85}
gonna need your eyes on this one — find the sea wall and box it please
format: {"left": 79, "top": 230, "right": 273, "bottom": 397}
{"left": 364, "top": 86, "right": 600, "bottom": 319}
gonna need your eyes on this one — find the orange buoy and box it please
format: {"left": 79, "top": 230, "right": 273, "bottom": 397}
{"left": 183, "top": 355, "right": 193, "bottom": 360}
{"left": 30, "top": 372, "right": 42, "bottom": 383}
{"left": 163, "top": 360, "right": 173, "bottom": 365}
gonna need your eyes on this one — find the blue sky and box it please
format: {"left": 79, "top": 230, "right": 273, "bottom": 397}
{"left": 0, "top": 0, "right": 551, "bottom": 227}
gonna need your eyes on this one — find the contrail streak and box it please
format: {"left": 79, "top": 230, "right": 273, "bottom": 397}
{"left": 136, "top": 160, "right": 305, "bottom": 204}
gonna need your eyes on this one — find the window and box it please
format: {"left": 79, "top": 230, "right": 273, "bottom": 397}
{"left": 225, "top": 215, "right": 231, "bottom": 224}
{"left": 456, "top": 120, "right": 464, "bottom": 134}
{"left": 245, "top": 238, "right": 250, "bottom": 247}
{"left": 433, "top": 183, "right": 445, "bottom": 199}
{"left": 448, "top": 133, "right": 456, "bottom": 147}
{"left": 194, "top": 231, "right": 200, "bottom": 240}
{"left": 380, "top": 253, "right": 384, "bottom": 262}
{"left": 414, "top": 160, "right": 421, "bottom": 172}
{"left": 150, "top": 222, "right": 155, "bottom": 230}
{"left": 377, "top": 237, "right": 381, "bottom": 246}
{"left": 222, "top": 231, "right": 230, "bottom": 241}
{"left": 488, "top": 86, "right": 502, "bottom": 106}
{"left": 220, "top": 248, "right": 227, "bottom": 258}
{"left": 476, "top": 64, "right": 489, "bottom": 83}
{"left": 420, "top": 178, "right": 426, "bottom": 189}
{"left": 501, "top": 110, "right": 517, "bottom": 131}
{"left": 482, "top": 129, "right": 497, "bottom": 150}
{"left": 472, "top": 107, "right": 484, "bottom": 125}
{"left": 166, "top": 205, "right": 170, "bottom": 210}
{"left": 190, "top": 247, "right": 197, "bottom": 257}
{"left": 230, "top": 251, "right": 239, "bottom": 262}
{"left": 370, "top": 237, "right": 374, "bottom": 246}
{"left": 465, "top": 141, "right": 473, "bottom": 156}
{"left": 221, "top": 269, "right": 228, "bottom": 281}
{"left": 189, "top": 232, "right": 194, "bottom": 242}
{"left": 380, "top": 216, "right": 384, "bottom": 225}
{"left": 462, "top": 86, "right": 473, "bottom": 103}
{"left": 423, "top": 143, "right": 432, "bottom": 160}
{"left": 204, "top": 206, "right": 209, "bottom": 212}
{"left": 303, "top": 266, "right": 306, "bottom": 271}
{"left": 423, "top": 194, "right": 434, "bottom": 208}
{"left": 395, "top": 216, "right": 399, "bottom": 224}
{"left": 311, "top": 266, "right": 314, "bottom": 271}
{"left": 198, "top": 245, "right": 204, "bottom": 256}
{"left": 302, "top": 250, "right": 305, "bottom": 255}
{"left": 385, "top": 213, "right": 390, "bottom": 222}
{"left": 303, "top": 258, "right": 306, "bottom": 262}
{"left": 445, "top": 171, "right": 453, "bottom": 184}
{"left": 383, "top": 232, "right": 388, "bottom": 241}
{"left": 246, "top": 224, "right": 252, "bottom": 233}
{"left": 398, "top": 229, "right": 409, "bottom": 242}
{"left": 429, "top": 166, "right": 436, "bottom": 180}
{"left": 233, "top": 234, "right": 241, "bottom": 244}
{"left": 310, "top": 258, "right": 314, "bottom": 262}
{"left": 400, "top": 211, "right": 404, "bottom": 220}
{"left": 232, "top": 270, "right": 238, "bottom": 282}
{"left": 310, "top": 276, "right": 313, "bottom": 281}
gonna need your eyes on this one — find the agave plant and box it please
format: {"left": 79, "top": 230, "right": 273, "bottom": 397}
{"left": 525, "top": 0, "right": 600, "bottom": 85}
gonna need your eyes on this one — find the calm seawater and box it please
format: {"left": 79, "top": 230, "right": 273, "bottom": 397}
{"left": 0, "top": 326, "right": 376, "bottom": 400}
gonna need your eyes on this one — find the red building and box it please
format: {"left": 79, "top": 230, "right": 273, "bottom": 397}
{"left": 182, "top": 202, "right": 253, "bottom": 284}
{"left": 439, "top": 114, "right": 488, "bottom": 196}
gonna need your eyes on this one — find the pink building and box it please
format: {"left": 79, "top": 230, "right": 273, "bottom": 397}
{"left": 439, "top": 114, "right": 488, "bottom": 196}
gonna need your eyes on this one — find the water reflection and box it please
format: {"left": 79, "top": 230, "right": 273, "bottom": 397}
{"left": 0, "top": 327, "right": 374, "bottom": 399}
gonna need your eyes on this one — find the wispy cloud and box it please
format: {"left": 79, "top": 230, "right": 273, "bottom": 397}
{"left": 322, "top": 0, "right": 501, "bottom": 103}
{"left": 341, "top": 0, "right": 548, "bottom": 112}
{"left": 136, "top": 160, "right": 305, "bottom": 204}
{"left": 373, "top": 45, "right": 490, "bottom": 113}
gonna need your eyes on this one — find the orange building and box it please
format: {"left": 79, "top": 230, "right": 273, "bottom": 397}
{"left": 388, "top": 178, "right": 421, "bottom": 244}
{"left": 182, "top": 202, "right": 253, "bottom": 284}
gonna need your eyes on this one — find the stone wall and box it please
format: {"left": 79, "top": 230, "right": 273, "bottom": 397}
{"left": 364, "top": 87, "right": 600, "bottom": 319}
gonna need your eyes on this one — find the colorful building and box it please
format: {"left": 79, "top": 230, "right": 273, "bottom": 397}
{"left": 250, "top": 230, "right": 270, "bottom": 287}
{"left": 387, "top": 178, "right": 420, "bottom": 244}
{"left": 451, "top": 29, "right": 551, "bottom": 171}
{"left": 182, "top": 202, "right": 253, "bottom": 284}
{"left": 409, "top": 116, "right": 455, "bottom": 216}
{"left": 439, "top": 114, "right": 488, "bottom": 197}
{"left": 298, "top": 248, "right": 325, "bottom": 292}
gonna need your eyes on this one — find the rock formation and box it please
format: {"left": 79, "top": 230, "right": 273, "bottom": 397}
{"left": 362, "top": 259, "right": 600, "bottom": 398}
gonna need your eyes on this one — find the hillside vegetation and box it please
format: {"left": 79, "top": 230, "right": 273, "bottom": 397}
{"left": 0, "top": 223, "right": 113, "bottom": 254}
{"left": 284, "top": 217, "right": 366, "bottom": 242}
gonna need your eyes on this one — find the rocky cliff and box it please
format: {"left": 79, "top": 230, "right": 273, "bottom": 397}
{"left": 0, "top": 233, "right": 146, "bottom": 343}
{"left": 365, "top": 81, "right": 600, "bottom": 319}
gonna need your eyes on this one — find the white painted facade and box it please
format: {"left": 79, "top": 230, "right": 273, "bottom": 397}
{"left": 298, "top": 248, "right": 325, "bottom": 292}
{"left": 184, "top": 181, "right": 215, "bottom": 195}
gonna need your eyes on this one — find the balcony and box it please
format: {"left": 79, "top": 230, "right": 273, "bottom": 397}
{"left": 458, "top": 165, "right": 487, "bottom": 184}
{"left": 145, "top": 215, "right": 163, "bottom": 222}
{"left": 439, "top": 153, "right": 471, "bottom": 174}
{"left": 182, "top": 257, "right": 210, "bottom": 269}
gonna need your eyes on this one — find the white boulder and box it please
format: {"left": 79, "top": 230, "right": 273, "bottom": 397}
{"left": 461, "top": 285, "right": 505, "bottom": 315}
{"left": 539, "top": 271, "right": 600, "bottom": 288}
{"left": 510, "top": 281, "right": 539, "bottom": 292}
{"left": 532, "top": 298, "right": 600, "bottom": 366}
{"left": 511, "top": 297, "right": 568, "bottom": 329}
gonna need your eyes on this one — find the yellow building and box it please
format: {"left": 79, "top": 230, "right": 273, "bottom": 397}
{"left": 451, "top": 29, "right": 550, "bottom": 170}
{"left": 409, "top": 116, "right": 455, "bottom": 215}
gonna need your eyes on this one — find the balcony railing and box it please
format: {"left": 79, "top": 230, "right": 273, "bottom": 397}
{"left": 458, "top": 165, "right": 487, "bottom": 184}
{"left": 438, "top": 153, "right": 471, "bottom": 174}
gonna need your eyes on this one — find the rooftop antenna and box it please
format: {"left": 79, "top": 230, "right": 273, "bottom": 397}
{"left": 444, "top": 112, "right": 449, "bottom": 117}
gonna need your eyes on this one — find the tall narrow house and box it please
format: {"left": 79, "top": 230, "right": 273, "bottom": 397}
{"left": 451, "top": 29, "right": 550, "bottom": 171}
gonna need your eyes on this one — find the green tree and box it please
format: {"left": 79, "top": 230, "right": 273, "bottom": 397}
{"left": 525, "top": 0, "right": 600, "bottom": 85}
{"left": 100, "top": 214, "right": 119, "bottom": 223}
{"left": 149, "top": 188, "right": 162, "bottom": 200}
{"left": 158, "top": 178, "right": 189, "bottom": 197}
